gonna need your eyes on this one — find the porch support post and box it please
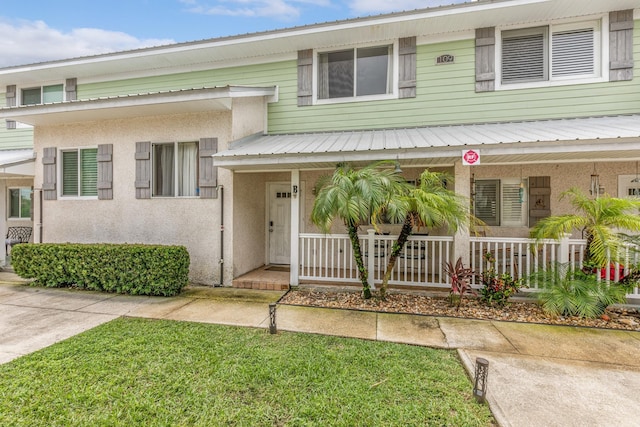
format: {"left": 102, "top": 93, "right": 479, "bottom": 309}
{"left": 559, "top": 233, "right": 570, "bottom": 264}
{"left": 289, "top": 169, "right": 300, "bottom": 287}
{"left": 453, "top": 160, "right": 471, "bottom": 266}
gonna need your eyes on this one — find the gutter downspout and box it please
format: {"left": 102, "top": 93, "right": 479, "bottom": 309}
{"left": 38, "top": 188, "right": 43, "bottom": 243}
{"left": 218, "top": 185, "right": 224, "bottom": 286}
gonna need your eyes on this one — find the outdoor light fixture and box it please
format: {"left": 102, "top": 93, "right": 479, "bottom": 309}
{"left": 394, "top": 156, "right": 403, "bottom": 174}
{"left": 590, "top": 164, "right": 603, "bottom": 198}
{"left": 269, "top": 303, "right": 277, "bottom": 334}
{"left": 632, "top": 161, "right": 640, "bottom": 183}
{"left": 473, "top": 357, "right": 489, "bottom": 403}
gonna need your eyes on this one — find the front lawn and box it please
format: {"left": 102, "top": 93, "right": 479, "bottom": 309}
{"left": 0, "top": 318, "right": 493, "bottom": 426}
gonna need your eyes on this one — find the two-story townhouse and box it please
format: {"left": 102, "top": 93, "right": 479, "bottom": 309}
{"left": 0, "top": 0, "right": 638, "bottom": 292}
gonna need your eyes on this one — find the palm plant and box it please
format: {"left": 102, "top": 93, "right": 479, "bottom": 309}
{"left": 530, "top": 188, "right": 640, "bottom": 268}
{"left": 533, "top": 263, "right": 628, "bottom": 318}
{"left": 377, "top": 170, "right": 470, "bottom": 299}
{"left": 311, "top": 162, "right": 410, "bottom": 299}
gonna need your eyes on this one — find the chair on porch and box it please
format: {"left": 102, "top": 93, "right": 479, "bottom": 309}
{"left": 5, "top": 226, "right": 32, "bottom": 255}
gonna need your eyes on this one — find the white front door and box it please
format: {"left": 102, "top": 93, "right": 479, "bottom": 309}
{"left": 268, "top": 183, "right": 291, "bottom": 265}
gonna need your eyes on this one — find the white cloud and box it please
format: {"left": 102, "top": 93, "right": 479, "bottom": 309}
{"left": 0, "top": 19, "right": 175, "bottom": 68}
{"left": 349, "top": 0, "right": 469, "bottom": 15}
{"left": 182, "top": 0, "right": 332, "bottom": 20}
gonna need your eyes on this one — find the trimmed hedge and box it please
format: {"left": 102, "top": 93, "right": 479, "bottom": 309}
{"left": 11, "top": 243, "right": 190, "bottom": 296}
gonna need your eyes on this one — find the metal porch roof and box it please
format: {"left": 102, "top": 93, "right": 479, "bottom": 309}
{"left": 0, "top": 86, "right": 277, "bottom": 126}
{"left": 213, "top": 115, "right": 640, "bottom": 170}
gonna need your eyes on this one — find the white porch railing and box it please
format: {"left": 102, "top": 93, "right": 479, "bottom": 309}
{"left": 299, "top": 233, "right": 640, "bottom": 298}
{"left": 299, "top": 231, "right": 453, "bottom": 288}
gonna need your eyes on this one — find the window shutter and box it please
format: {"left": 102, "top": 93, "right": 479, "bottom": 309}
{"left": 135, "top": 141, "right": 151, "bottom": 199}
{"left": 297, "top": 49, "right": 313, "bottom": 106}
{"left": 6, "top": 85, "right": 16, "bottom": 129}
{"left": 42, "top": 147, "right": 57, "bottom": 200}
{"left": 97, "top": 144, "right": 113, "bottom": 200}
{"left": 474, "top": 180, "right": 499, "bottom": 226}
{"left": 398, "top": 36, "right": 417, "bottom": 98}
{"left": 65, "top": 78, "right": 77, "bottom": 101}
{"left": 552, "top": 28, "right": 594, "bottom": 77}
{"left": 609, "top": 10, "right": 634, "bottom": 82}
{"left": 502, "top": 28, "right": 547, "bottom": 84}
{"left": 475, "top": 28, "right": 495, "bottom": 92}
{"left": 199, "top": 137, "right": 218, "bottom": 199}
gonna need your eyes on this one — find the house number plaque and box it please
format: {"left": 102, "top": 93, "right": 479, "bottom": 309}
{"left": 436, "top": 54, "right": 455, "bottom": 64}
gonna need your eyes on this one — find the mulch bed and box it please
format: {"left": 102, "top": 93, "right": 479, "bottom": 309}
{"left": 280, "top": 288, "right": 640, "bottom": 331}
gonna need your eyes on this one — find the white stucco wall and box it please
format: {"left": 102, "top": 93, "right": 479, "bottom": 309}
{"left": 32, "top": 100, "right": 267, "bottom": 286}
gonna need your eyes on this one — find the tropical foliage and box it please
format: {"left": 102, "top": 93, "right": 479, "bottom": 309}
{"left": 443, "top": 257, "right": 477, "bottom": 310}
{"left": 311, "top": 162, "right": 410, "bottom": 299}
{"left": 377, "top": 170, "right": 470, "bottom": 299}
{"left": 530, "top": 188, "right": 640, "bottom": 268}
{"left": 479, "top": 252, "right": 525, "bottom": 306}
{"left": 532, "top": 263, "right": 629, "bottom": 318}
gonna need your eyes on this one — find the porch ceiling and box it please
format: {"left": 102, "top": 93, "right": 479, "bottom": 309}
{"left": 0, "top": 86, "right": 277, "bottom": 126}
{"left": 213, "top": 114, "right": 640, "bottom": 171}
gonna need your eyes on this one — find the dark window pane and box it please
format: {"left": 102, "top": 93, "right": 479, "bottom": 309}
{"left": 357, "top": 46, "right": 390, "bottom": 96}
{"left": 22, "top": 88, "right": 41, "bottom": 105}
{"left": 327, "top": 50, "right": 354, "bottom": 98}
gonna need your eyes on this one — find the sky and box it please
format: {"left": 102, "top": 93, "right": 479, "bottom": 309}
{"left": 0, "top": 0, "right": 469, "bottom": 68}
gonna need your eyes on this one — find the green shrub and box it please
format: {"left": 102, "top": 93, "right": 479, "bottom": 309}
{"left": 11, "top": 243, "right": 189, "bottom": 296}
{"left": 532, "top": 263, "right": 628, "bottom": 318}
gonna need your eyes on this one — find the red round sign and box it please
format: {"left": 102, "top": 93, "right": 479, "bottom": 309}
{"left": 463, "top": 150, "right": 479, "bottom": 165}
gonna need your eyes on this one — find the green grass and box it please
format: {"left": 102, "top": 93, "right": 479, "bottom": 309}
{"left": 0, "top": 318, "right": 494, "bottom": 426}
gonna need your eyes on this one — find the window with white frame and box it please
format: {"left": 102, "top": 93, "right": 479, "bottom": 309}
{"left": 8, "top": 187, "right": 32, "bottom": 219}
{"left": 61, "top": 148, "right": 98, "bottom": 197}
{"left": 474, "top": 178, "right": 528, "bottom": 226}
{"left": 21, "top": 84, "right": 64, "bottom": 105}
{"left": 317, "top": 44, "right": 393, "bottom": 100}
{"left": 152, "top": 142, "right": 198, "bottom": 197}
{"left": 500, "top": 20, "right": 600, "bottom": 86}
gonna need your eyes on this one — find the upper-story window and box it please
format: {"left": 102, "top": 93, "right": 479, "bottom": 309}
{"left": 499, "top": 20, "right": 601, "bottom": 87}
{"left": 21, "top": 84, "right": 64, "bottom": 105}
{"left": 317, "top": 44, "right": 394, "bottom": 101}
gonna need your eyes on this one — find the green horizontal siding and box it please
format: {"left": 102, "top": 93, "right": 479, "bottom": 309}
{"left": 0, "top": 126, "right": 34, "bottom": 150}
{"left": 75, "top": 20, "right": 639, "bottom": 134}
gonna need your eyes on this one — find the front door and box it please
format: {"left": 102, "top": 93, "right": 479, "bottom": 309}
{"left": 268, "top": 183, "right": 291, "bottom": 265}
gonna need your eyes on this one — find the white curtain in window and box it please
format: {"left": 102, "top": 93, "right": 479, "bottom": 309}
{"left": 154, "top": 144, "right": 175, "bottom": 197}
{"left": 178, "top": 142, "right": 197, "bottom": 196}
{"left": 318, "top": 53, "right": 329, "bottom": 99}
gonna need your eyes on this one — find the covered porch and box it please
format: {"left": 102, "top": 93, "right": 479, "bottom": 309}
{"left": 214, "top": 115, "right": 640, "bottom": 297}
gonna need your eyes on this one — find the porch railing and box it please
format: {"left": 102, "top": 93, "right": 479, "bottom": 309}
{"left": 298, "top": 233, "right": 640, "bottom": 298}
{"left": 299, "top": 231, "right": 453, "bottom": 288}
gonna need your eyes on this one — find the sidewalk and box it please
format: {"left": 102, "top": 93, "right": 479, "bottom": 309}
{"left": 1, "top": 276, "right": 639, "bottom": 427}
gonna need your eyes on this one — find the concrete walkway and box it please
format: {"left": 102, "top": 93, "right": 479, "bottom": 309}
{"left": 1, "top": 275, "right": 639, "bottom": 427}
